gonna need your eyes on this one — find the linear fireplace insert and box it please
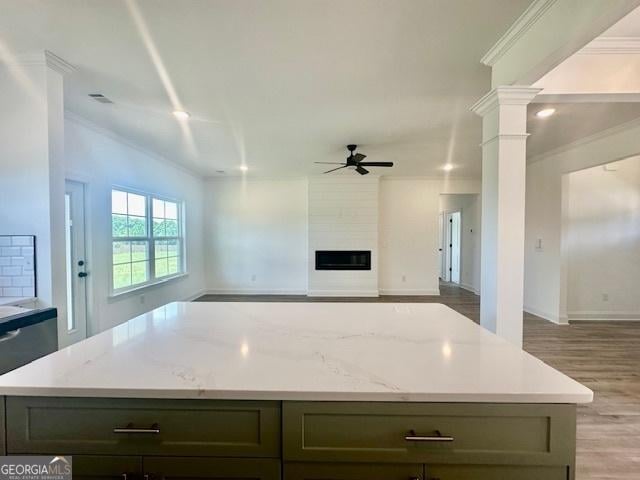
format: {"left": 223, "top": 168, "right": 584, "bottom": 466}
{"left": 315, "top": 250, "right": 371, "bottom": 270}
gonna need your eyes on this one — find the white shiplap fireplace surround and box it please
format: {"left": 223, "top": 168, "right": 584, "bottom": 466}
{"left": 308, "top": 176, "right": 379, "bottom": 296}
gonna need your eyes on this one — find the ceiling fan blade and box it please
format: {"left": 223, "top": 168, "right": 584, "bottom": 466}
{"left": 323, "top": 165, "right": 348, "bottom": 174}
{"left": 314, "top": 162, "right": 346, "bottom": 165}
{"left": 358, "top": 162, "right": 394, "bottom": 167}
{"left": 353, "top": 153, "right": 367, "bottom": 162}
{"left": 355, "top": 166, "right": 369, "bottom": 175}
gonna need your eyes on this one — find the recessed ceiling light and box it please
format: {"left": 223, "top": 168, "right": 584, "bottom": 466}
{"left": 172, "top": 110, "right": 190, "bottom": 120}
{"left": 536, "top": 108, "right": 556, "bottom": 118}
{"left": 442, "top": 164, "right": 454, "bottom": 172}
{"left": 239, "top": 165, "right": 248, "bottom": 172}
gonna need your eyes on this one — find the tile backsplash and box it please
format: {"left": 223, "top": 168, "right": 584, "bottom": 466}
{"left": 0, "top": 235, "right": 36, "bottom": 298}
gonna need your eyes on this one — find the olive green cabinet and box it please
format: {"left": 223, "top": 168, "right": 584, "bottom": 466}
{"left": 2, "top": 396, "right": 577, "bottom": 480}
{"left": 71, "top": 456, "right": 142, "bottom": 480}
{"left": 424, "top": 464, "right": 568, "bottom": 480}
{"left": 6, "top": 397, "right": 280, "bottom": 457}
{"left": 144, "top": 457, "right": 281, "bottom": 480}
{"left": 284, "top": 463, "right": 423, "bottom": 480}
{"left": 71, "top": 456, "right": 279, "bottom": 480}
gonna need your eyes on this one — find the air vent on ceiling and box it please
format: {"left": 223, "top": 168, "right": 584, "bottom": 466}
{"left": 88, "top": 93, "right": 113, "bottom": 104}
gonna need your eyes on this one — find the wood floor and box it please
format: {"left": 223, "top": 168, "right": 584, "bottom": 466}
{"left": 196, "top": 284, "right": 640, "bottom": 479}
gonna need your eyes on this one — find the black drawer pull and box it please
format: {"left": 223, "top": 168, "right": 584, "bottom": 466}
{"left": 405, "top": 429, "right": 453, "bottom": 442}
{"left": 113, "top": 422, "right": 160, "bottom": 434}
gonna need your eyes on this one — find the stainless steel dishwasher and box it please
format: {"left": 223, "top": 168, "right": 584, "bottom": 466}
{"left": 0, "top": 306, "right": 58, "bottom": 374}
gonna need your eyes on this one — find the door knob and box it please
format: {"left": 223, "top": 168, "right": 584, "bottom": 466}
{"left": 78, "top": 272, "right": 88, "bottom": 278}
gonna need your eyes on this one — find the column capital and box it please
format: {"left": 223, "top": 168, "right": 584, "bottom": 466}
{"left": 471, "top": 86, "right": 542, "bottom": 117}
{"left": 3, "top": 50, "right": 75, "bottom": 76}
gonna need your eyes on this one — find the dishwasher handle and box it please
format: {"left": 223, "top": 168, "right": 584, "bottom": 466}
{"left": 0, "top": 329, "right": 21, "bottom": 343}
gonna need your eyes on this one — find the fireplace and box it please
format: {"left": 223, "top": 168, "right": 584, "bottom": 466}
{"left": 315, "top": 250, "right": 371, "bottom": 271}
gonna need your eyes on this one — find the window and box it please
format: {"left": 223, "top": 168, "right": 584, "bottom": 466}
{"left": 111, "top": 188, "right": 184, "bottom": 293}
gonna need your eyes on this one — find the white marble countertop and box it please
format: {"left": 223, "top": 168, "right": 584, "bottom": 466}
{"left": 0, "top": 297, "right": 35, "bottom": 307}
{"left": 0, "top": 302, "right": 593, "bottom": 403}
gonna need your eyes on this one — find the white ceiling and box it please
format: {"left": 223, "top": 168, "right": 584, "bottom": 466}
{"left": 527, "top": 102, "right": 640, "bottom": 160}
{"left": 0, "top": 0, "right": 532, "bottom": 177}
{"left": 604, "top": 6, "right": 640, "bottom": 36}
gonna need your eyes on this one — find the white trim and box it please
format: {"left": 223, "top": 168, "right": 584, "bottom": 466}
{"left": 458, "top": 283, "right": 479, "bottom": 296}
{"left": 528, "top": 116, "right": 640, "bottom": 164}
{"left": 108, "top": 273, "right": 189, "bottom": 301}
{"left": 183, "top": 289, "right": 207, "bottom": 302}
{"left": 471, "top": 86, "right": 542, "bottom": 117}
{"left": 379, "top": 289, "right": 440, "bottom": 296}
{"left": 532, "top": 93, "right": 640, "bottom": 104}
{"left": 307, "top": 289, "right": 379, "bottom": 297}
{"left": 481, "top": 0, "right": 558, "bottom": 66}
{"left": 65, "top": 111, "right": 202, "bottom": 179}
{"left": 3, "top": 50, "right": 76, "bottom": 75}
{"left": 524, "top": 305, "right": 565, "bottom": 324}
{"left": 568, "top": 310, "right": 640, "bottom": 321}
{"left": 205, "top": 288, "right": 307, "bottom": 296}
{"left": 579, "top": 36, "right": 640, "bottom": 55}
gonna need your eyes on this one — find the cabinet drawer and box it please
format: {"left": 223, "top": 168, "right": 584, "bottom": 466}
{"left": 285, "top": 462, "right": 423, "bottom": 480}
{"left": 283, "top": 402, "right": 575, "bottom": 465}
{"left": 7, "top": 396, "right": 280, "bottom": 457}
{"left": 72, "top": 456, "right": 142, "bottom": 480}
{"left": 145, "top": 457, "right": 281, "bottom": 480}
{"left": 425, "top": 464, "right": 568, "bottom": 480}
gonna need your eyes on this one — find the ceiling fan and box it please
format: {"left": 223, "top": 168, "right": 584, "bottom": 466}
{"left": 315, "top": 145, "right": 394, "bottom": 175}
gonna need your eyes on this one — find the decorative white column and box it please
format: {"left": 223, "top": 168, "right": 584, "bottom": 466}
{"left": 471, "top": 86, "right": 540, "bottom": 347}
{"left": 0, "top": 50, "right": 74, "bottom": 343}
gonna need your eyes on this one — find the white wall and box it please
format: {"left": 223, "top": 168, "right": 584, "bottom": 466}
{"left": 439, "top": 194, "right": 481, "bottom": 294}
{"left": 379, "top": 178, "right": 480, "bottom": 296}
{"left": 525, "top": 119, "right": 640, "bottom": 323}
{"left": 308, "top": 176, "right": 379, "bottom": 296}
{"left": 204, "top": 178, "right": 308, "bottom": 294}
{"left": 65, "top": 114, "right": 206, "bottom": 333}
{"left": 565, "top": 157, "right": 640, "bottom": 320}
{"left": 0, "top": 57, "right": 68, "bottom": 340}
{"left": 203, "top": 176, "right": 480, "bottom": 296}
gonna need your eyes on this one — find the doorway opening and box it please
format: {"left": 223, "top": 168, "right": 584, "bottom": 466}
{"left": 441, "top": 211, "right": 461, "bottom": 283}
{"left": 63, "top": 180, "right": 88, "bottom": 347}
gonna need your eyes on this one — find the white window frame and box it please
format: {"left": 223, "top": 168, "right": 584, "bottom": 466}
{"left": 110, "top": 186, "right": 186, "bottom": 297}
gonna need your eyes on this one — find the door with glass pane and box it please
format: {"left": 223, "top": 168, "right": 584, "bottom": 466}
{"left": 63, "top": 180, "right": 88, "bottom": 347}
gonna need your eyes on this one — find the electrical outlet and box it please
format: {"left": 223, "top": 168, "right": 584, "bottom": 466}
{"left": 140, "top": 294, "right": 145, "bottom": 304}
{"left": 401, "top": 275, "right": 406, "bottom": 283}
{"left": 602, "top": 293, "right": 609, "bottom": 302}
{"left": 251, "top": 274, "right": 256, "bottom": 282}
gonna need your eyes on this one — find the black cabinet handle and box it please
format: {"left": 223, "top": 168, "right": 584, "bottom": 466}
{"left": 78, "top": 272, "right": 88, "bottom": 278}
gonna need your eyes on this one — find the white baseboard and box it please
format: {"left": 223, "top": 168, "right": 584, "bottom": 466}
{"left": 459, "top": 283, "right": 480, "bottom": 295}
{"left": 307, "top": 289, "right": 379, "bottom": 297}
{"left": 524, "top": 305, "right": 565, "bottom": 324}
{"left": 568, "top": 310, "right": 640, "bottom": 322}
{"left": 184, "top": 289, "right": 207, "bottom": 302}
{"left": 379, "top": 288, "right": 440, "bottom": 296}
{"left": 204, "top": 288, "right": 307, "bottom": 296}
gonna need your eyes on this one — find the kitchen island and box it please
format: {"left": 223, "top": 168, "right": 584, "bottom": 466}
{"left": 0, "top": 302, "right": 592, "bottom": 479}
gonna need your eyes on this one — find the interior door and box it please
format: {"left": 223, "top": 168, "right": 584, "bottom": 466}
{"left": 63, "top": 180, "right": 88, "bottom": 347}
{"left": 450, "top": 211, "right": 461, "bottom": 284}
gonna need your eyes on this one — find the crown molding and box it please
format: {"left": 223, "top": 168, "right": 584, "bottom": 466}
{"left": 532, "top": 92, "right": 640, "bottom": 103}
{"left": 3, "top": 50, "right": 76, "bottom": 75}
{"left": 579, "top": 36, "right": 640, "bottom": 55}
{"left": 64, "top": 110, "right": 203, "bottom": 179}
{"left": 481, "top": 0, "right": 557, "bottom": 66}
{"left": 528, "top": 115, "right": 640, "bottom": 164}
{"left": 471, "top": 86, "right": 542, "bottom": 116}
